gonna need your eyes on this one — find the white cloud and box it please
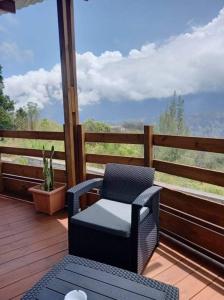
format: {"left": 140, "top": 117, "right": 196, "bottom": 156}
{"left": 4, "top": 8, "right": 224, "bottom": 107}
{"left": 5, "top": 65, "right": 62, "bottom": 108}
{"left": 0, "top": 14, "right": 19, "bottom": 26}
{"left": 0, "top": 41, "right": 33, "bottom": 63}
{"left": 0, "top": 24, "right": 6, "bottom": 33}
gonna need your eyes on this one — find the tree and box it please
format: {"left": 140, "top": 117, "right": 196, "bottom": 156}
{"left": 158, "top": 92, "right": 189, "bottom": 136}
{"left": 84, "top": 119, "right": 111, "bottom": 133}
{"left": 26, "top": 102, "right": 40, "bottom": 130}
{"left": 156, "top": 92, "right": 190, "bottom": 161}
{"left": 0, "top": 65, "right": 15, "bottom": 129}
{"left": 37, "top": 118, "right": 63, "bottom": 132}
{"left": 122, "top": 121, "right": 144, "bottom": 132}
{"left": 14, "top": 107, "right": 28, "bottom": 130}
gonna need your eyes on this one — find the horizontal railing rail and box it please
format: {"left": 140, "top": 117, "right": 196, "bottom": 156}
{"left": 0, "top": 146, "right": 65, "bottom": 160}
{"left": 153, "top": 134, "right": 224, "bottom": 153}
{"left": 85, "top": 132, "right": 144, "bottom": 144}
{"left": 153, "top": 159, "right": 224, "bottom": 187}
{"left": 86, "top": 153, "right": 144, "bottom": 166}
{"left": 82, "top": 126, "right": 224, "bottom": 264}
{"left": 0, "top": 127, "right": 224, "bottom": 263}
{"left": 0, "top": 130, "right": 64, "bottom": 140}
{"left": 0, "top": 130, "right": 66, "bottom": 198}
{"left": 2, "top": 162, "right": 66, "bottom": 182}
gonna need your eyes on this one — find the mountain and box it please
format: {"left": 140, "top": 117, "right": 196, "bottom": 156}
{"left": 40, "top": 92, "right": 224, "bottom": 137}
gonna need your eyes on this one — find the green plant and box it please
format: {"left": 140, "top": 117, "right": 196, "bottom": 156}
{"left": 42, "top": 145, "right": 54, "bottom": 191}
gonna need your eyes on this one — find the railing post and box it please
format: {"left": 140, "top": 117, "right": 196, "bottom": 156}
{"left": 77, "top": 124, "right": 86, "bottom": 183}
{"left": 144, "top": 125, "right": 153, "bottom": 167}
{"left": 0, "top": 155, "right": 3, "bottom": 193}
{"left": 57, "top": 0, "right": 79, "bottom": 188}
{"left": 77, "top": 124, "right": 87, "bottom": 210}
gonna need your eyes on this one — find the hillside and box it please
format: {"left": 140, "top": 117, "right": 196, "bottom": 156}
{"left": 41, "top": 92, "right": 224, "bottom": 137}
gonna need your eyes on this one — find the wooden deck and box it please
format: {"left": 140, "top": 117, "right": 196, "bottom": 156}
{"left": 0, "top": 195, "right": 223, "bottom": 300}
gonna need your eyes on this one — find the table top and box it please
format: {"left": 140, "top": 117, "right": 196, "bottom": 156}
{"left": 22, "top": 255, "right": 179, "bottom": 300}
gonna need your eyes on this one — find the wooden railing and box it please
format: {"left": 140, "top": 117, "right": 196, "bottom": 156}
{"left": 0, "top": 126, "right": 224, "bottom": 265}
{"left": 0, "top": 130, "right": 66, "bottom": 198}
{"left": 81, "top": 125, "right": 224, "bottom": 265}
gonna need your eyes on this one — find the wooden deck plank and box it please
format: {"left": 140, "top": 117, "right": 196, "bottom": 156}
{"left": 175, "top": 269, "right": 219, "bottom": 300}
{"left": 0, "top": 269, "right": 52, "bottom": 300}
{"left": 150, "top": 247, "right": 197, "bottom": 285}
{"left": 0, "top": 233, "right": 67, "bottom": 265}
{"left": 0, "top": 220, "right": 66, "bottom": 248}
{"left": 191, "top": 276, "right": 224, "bottom": 300}
{"left": 0, "top": 251, "right": 67, "bottom": 289}
{"left": 0, "top": 195, "right": 222, "bottom": 300}
{"left": 143, "top": 250, "right": 179, "bottom": 278}
{"left": 0, "top": 210, "right": 66, "bottom": 238}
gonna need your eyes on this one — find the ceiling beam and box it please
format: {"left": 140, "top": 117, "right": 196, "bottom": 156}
{"left": 0, "top": 0, "right": 16, "bottom": 13}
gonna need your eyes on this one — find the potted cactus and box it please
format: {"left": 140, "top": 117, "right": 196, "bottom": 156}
{"left": 29, "top": 146, "right": 66, "bottom": 215}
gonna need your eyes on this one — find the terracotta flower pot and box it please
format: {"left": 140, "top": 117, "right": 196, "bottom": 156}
{"left": 29, "top": 182, "right": 66, "bottom": 215}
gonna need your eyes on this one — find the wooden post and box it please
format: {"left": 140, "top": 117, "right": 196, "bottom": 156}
{"left": 77, "top": 124, "right": 87, "bottom": 210}
{"left": 0, "top": 155, "right": 3, "bottom": 193}
{"left": 144, "top": 125, "right": 153, "bottom": 167}
{"left": 77, "top": 124, "right": 86, "bottom": 183}
{"left": 57, "top": 0, "right": 79, "bottom": 188}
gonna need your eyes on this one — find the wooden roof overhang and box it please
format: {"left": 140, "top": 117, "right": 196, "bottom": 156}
{"left": 0, "top": 0, "right": 44, "bottom": 14}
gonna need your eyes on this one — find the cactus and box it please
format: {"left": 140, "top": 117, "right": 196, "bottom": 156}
{"left": 42, "top": 145, "right": 55, "bottom": 191}
{"left": 49, "top": 145, "right": 54, "bottom": 190}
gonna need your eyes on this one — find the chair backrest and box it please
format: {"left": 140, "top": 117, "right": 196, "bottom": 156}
{"left": 101, "top": 163, "right": 155, "bottom": 204}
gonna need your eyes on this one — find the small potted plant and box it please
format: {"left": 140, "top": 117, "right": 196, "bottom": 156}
{"left": 29, "top": 146, "right": 66, "bottom": 215}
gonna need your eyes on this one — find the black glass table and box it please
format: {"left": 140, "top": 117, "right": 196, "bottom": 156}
{"left": 22, "top": 255, "right": 179, "bottom": 300}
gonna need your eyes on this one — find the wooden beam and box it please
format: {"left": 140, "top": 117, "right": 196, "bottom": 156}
{"left": 2, "top": 162, "right": 66, "bottom": 183}
{"left": 0, "top": 130, "right": 64, "bottom": 140}
{"left": 0, "top": 160, "right": 3, "bottom": 193}
{"left": 86, "top": 153, "right": 144, "bottom": 166}
{"left": 160, "top": 187, "right": 224, "bottom": 228}
{"left": 160, "top": 203, "right": 224, "bottom": 235}
{"left": 57, "top": 0, "right": 79, "bottom": 187}
{"left": 144, "top": 125, "right": 153, "bottom": 167}
{"left": 85, "top": 132, "right": 144, "bottom": 144}
{"left": 160, "top": 209, "right": 224, "bottom": 258}
{"left": 0, "top": 0, "right": 15, "bottom": 13}
{"left": 86, "top": 172, "right": 103, "bottom": 180}
{"left": 77, "top": 124, "right": 86, "bottom": 182}
{"left": 153, "top": 134, "right": 224, "bottom": 154}
{"left": 0, "top": 146, "right": 65, "bottom": 160}
{"left": 2, "top": 176, "right": 39, "bottom": 200}
{"left": 153, "top": 159, "right": 224, "bottom": 187}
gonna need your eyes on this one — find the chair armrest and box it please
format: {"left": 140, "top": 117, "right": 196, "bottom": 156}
{"left": 132, "top": 186, "right": 162, "bottom": 208}
{"left": 131, "top": 186, "right": 162, "bottom": 230}
{"left": 130, "top": 186, "right": 162, "bottom": 271}
{"left": 67, "top": 178, "right": 103, "bottom": 217}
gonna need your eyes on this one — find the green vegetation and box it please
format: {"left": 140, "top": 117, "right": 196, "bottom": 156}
{"left": 155, "top": 92, "right": 189, "bottom": 162}
{"left": 0, "top": 66, "right": 15, "bottom": 130}
{"left": 84, "top": 119, "right": 143, "bottom": 158}
{"left": 84, "top": 94, "right": 224, "bottom": 197}
{"left": 42, "top": 146, "right": 54, "bottom": 191}
{"left": 0, "top": 65, "right": 63, "bottom": 133}
{"left": 84, "top": 119, "right": 111, "bottom": 133}
{"left": 0, "top": 66, "right": 223, "bottom": 196}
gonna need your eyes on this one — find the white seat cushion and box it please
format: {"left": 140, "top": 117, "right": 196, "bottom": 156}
{"left": 71, "top": 199, "right": 150, "bottom": 238}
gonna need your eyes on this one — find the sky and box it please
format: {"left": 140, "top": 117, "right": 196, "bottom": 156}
{"left": 0, "top": 0, "right": 224, "bottom": 123}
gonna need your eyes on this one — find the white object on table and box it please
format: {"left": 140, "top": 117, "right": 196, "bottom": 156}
{"left": 64, "top": 290, "right": 87, "bottom": 300}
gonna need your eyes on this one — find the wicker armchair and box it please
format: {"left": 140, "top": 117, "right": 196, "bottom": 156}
{"left": 67, "top": 163, "right": 161, "bottom": 274}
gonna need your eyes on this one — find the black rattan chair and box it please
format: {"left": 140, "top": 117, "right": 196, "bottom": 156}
{"left": 67, "top": 163, "right": 161, "bottom": 274}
